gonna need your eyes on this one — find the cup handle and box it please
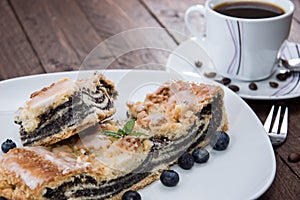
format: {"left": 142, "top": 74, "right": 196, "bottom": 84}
{"left": 184, "top": 5, "right": 206, "bottom": 39}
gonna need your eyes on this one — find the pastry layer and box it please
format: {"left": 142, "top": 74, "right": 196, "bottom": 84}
{"left": 14, "top": 73, "right": 117, "bottom": 146}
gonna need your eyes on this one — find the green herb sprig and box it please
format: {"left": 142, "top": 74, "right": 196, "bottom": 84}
{"left": 103, "top": 120, "right": 147, "bottom": 138}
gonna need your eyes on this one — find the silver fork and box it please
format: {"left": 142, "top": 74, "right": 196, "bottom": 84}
{"left": 263, "top": 105, "right": 288, "bottom": 145}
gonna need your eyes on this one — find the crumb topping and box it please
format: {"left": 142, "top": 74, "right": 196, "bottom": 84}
{"left": 127, "top": 80, "right": 220, "bottom": 138}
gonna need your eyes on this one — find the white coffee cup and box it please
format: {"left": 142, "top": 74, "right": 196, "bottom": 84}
{"left": 185, "top": 0, "right": 294, "bottom": 81}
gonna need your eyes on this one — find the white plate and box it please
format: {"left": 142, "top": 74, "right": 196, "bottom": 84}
{"left": 167, "top": 38, "right": 300, "bottom": 100}
{"left": 0, "top": 70, "right": 275, "bottom": 200}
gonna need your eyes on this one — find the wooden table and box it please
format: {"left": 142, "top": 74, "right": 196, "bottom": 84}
{"left": 0, "top": 0, "right": 299, "bottom": 199}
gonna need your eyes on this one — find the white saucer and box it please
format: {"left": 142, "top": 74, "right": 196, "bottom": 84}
{"left": 167, "top": 38, "right": 300, "bottom": 100}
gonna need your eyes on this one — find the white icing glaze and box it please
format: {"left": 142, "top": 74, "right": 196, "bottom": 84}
{"left": 30, "top": 146, "right": 90, "bottom": 175}
{"left": 8, "top": 162, "right": 45, "bottom": 190}
{"left": 144, "top": 113, "right": 165, "bottom": 125}
{"left": 93, "top": 140, "right": 146, "bottom": 172}
{"left": 1, "top": 154, "right": 45, "bottom": 190}
{"left": 15, "top": 78, "right": 77, "bottom": 132}
{"left": 28, "top": 78, "right": 76, "bottom": 110}
{"left": 80, "top": 132, "right": 112, "bottom": 150}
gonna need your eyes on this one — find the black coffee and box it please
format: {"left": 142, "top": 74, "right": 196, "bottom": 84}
{"left": 213, "top": 1, "right": 285, "bottom": 19}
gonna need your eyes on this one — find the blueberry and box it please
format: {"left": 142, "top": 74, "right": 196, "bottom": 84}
{"left": 192, "top": 148, "right": 210, "bottom": 163}
{"left": 122, "top": 190, "right": 141, "bottom": 200}
{"left": 1, "top": 139, "right": 17, "bottom": 153}
{"left": 160, "top": 170, "right": 179, "bottom": 187}
{"left": 178, "top": 152, "right": 194, "bottom": 170}
{"left": 211, "top": 131, "right": 230, "bottom": 151}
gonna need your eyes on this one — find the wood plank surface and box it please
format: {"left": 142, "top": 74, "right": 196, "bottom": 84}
{"left": 292, "top": 0, "right": 300, "bottom": 22}
{"left": 0, "top": 0, "right": 44, "bottom": 80}
{"left": 113, "top": 0, "right": 178, "bottom": 68}
{"left": 10, "top": 0, "right": 103, "bottom": 72}
{"left": 142, "top": 0, "right": 201, "bottom": 42}
{"left": 259, "top": 153, "right": 300, "bottom": 200}
{"left": 288, "top": 0, "right": 300, "bottom": 43}
{"left": 77, "top": 0, "right": 176, "bottom": 70}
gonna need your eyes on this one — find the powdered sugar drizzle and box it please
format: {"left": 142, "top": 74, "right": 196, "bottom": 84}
{"left": 31, "top": 146, "right": 91, "bottom": 175}
{"left": 2, "top": 157, "right": 45, "bottom": 190}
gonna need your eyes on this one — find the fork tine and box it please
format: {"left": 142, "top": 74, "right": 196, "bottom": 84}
{"left": 271, "top": 106, "right": 281, "bottom": 134}
{"left": 280, "top": 107, "right": 288, "bottom": 135}
{"left": 264, "top": 105, "right": 288, "bottom": 145}
{"left": 264, "top": 105, "right": 274, "bottom": 132}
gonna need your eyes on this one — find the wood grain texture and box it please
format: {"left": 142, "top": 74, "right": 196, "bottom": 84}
{"left": 0, "top": 0, "right": 44, "bottom": 80}
{"left": 291, "top": 0, "right": 300, "bottom": 22}
{"left": 289, "top": 17, "right": 300, "bottom": 43}
{"left": 289, "top": 0, "right": 300, "bottom": 43}
{"left": 113, "top": 0, "right": 178, "bottom": 68}
{"left": 142, "top": 0, "right": 203, "bottom": 42}
{"left": 10, "top": 0, "right": 103, "bottom": 72}
{"left": 77, "top": 0, "right": 174, "bottom": 70}
{"left": 275, "top": 105, "right": 300, "bottom": 178}
{"left": 259, "top": 153, "right": 300, "bottom": 200}
{"left": 78, "top": 0, "right": 136, "bottom": 39}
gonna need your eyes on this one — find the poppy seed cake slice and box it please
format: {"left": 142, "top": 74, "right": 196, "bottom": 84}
{"left": 14, "top": 73, "right": 117, "bottom": 146}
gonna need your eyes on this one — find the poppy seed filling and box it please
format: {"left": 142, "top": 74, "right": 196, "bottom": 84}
{"left": 18, "top": 89, "right": 114, "bottom": 146}
{"left": 42, "top": 96, "right": 222, "bottom": 200}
